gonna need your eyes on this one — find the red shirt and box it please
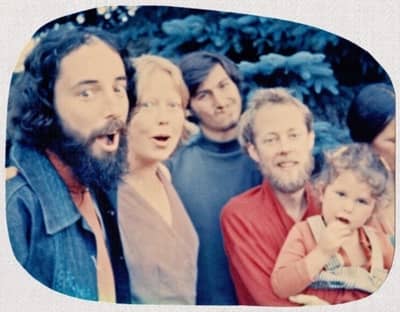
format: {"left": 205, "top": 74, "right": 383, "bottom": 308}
{"left": 220, "top": 180, "right": 320, "bottom": 306}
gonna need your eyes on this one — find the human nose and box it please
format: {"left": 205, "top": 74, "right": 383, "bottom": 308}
{"left": 342, "top": 199, "right": 354, "bottom": 214}
{"left": 277, "top": 136, "right": 292, "bottom": 154}
{"left": 213, "top": 89, "right": 227, "bottom": 109}
{"left": 102, "top": 88, "right": 128, "bottom": 119}
{"left": 154, "top": 104, "right": 171, "bottom": 125}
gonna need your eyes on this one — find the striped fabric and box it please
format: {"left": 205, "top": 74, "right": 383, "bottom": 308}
{"left": 307, "top": 215, "right": 388, "bottom": 293}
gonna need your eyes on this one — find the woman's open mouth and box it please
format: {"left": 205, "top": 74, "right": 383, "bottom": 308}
{"left": 152, "top": 135, "right": 171, "bottom": 147}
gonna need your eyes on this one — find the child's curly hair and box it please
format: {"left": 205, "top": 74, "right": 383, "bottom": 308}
{"left": 316, "top": 143, "right": 390, "bottom": 209}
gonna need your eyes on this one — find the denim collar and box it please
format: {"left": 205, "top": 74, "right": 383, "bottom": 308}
{"left": 10, "top": 144, "right": 81, "bottom": 235}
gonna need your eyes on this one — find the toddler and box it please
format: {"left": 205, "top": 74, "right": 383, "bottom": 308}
{"left": 271, "top": 143, "right": 394, "bottom": 305}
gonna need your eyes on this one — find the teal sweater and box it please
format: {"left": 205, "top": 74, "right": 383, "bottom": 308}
{"left": 166, "top": 133, "right": 262, "bottom": 305}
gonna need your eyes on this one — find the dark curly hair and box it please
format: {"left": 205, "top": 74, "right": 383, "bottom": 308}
{"left": 7, "top": 25, "right": 136, "bottom": 149}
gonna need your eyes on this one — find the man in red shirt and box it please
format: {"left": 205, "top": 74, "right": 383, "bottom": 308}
{"left": 221, "top": 88, "right": 321, "bottom": 306}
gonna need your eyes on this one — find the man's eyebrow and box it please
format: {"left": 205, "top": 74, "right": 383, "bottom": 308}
{"left": 196, "top": 77, "right": 230, "bottom": 94}
{"left": 72, "top": 80, "right": 99, "bottom": 88}
{"left": 195, "top": 88, "right": 210, "bottom": 96}
{"left": 71, "top": 76, "right": 127, "bottom": 89}
{"left": 262, "top": 132, "right": 278, "bottom": 136}
{"left": 116, "top": 76, "right": 127, "bottom": 82}
{"left": 219, "top": 77, "right": 230, "bottom": 83}
{"left": 287, "top": 127, "right": 303, "bottom": 132}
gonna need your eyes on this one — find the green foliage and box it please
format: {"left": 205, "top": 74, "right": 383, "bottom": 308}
{"left": 32, "top": 5, "right": 391, "bottom": 138}
{"left": 312, "top": 120, "right": 352, "bottom": 175}
{"left": 238, "top": 51, "right": 339, "bottom": 118}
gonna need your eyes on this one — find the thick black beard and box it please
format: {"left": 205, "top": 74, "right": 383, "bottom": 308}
{"left": 49, "top": 120, "right": 129, "bottom": 191}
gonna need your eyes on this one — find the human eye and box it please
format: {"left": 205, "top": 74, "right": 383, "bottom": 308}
{"left": 195, "top": 91, "right": 209, "bottom": 101}
{"left": 262, "top": 136, "right": 277, "bottom": 144}
{"left": 78, "top": 88, "right": 95, "bottom": 99}
{"left": 288, "top": 131, "right": 302, "bottom": 140}
{"left": 114, "top": 82, "right": 127, "bottom": 95}
{"left": 335, "top": 190, "right": 346, "bottom": 198}
{"left": 356, "top": 197, "right": 370, "bottom": 206}
{"left": 139, "top": 99, "right": 159, "bottom": 112}
{"left": 168, "top": 101, "right": 181, "bottom": 109}
{"left": 140, "top": 102, "right": 152, "bottom": 108}
{"left": 219, "top": 80, "right": 230, "bottom": 89}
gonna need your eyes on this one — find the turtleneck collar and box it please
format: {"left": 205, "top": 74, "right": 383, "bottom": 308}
{"left": 197, "top": 132, "right": 241, "bottom": 153}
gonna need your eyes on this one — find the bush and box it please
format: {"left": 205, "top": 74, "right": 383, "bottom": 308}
{"left": 27, "top": 5, "right": 393, "bottom": 145}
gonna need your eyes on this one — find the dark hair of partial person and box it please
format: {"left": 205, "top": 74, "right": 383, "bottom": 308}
{"left": 7, "top": 25, "right": 136, "bottom": 149}
{"left": 346, "top": 82, "right": 395, "bottom": 143}
{"left": 178, "top": 51, "right": 243, "bottom": 100}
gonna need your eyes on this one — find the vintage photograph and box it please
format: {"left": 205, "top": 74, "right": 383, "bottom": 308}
{"left": 3, "top": 3, "right": 396, "bottom": 310}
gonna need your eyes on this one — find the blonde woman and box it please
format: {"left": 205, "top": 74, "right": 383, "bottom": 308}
{"left": 118, "top": 55, "right": 198, "bottom": 304}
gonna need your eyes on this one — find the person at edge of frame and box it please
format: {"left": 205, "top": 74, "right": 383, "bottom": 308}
{"left": 271, "top": 143, "right": 393, "bottom": 305}
{"left": 6, "top": 25, "right": 135, "bottom": 303}
{"left": 347, "top": 82, "right": 396, "bottom": 243}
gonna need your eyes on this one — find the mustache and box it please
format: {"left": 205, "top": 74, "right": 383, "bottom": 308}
{"left": 87, "top": 118, "right": 127, "bottom": 144}
{"left": 49, "top": 116, "right": 129, "bottom": 189}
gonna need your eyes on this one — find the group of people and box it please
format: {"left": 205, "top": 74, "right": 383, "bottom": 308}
{"left": 5, "top": 24, "right": 395, "bottom": 306}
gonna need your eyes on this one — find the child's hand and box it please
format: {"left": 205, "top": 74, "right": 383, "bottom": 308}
{"left": 317, "top": 220, "right": 352, "bottom": 256}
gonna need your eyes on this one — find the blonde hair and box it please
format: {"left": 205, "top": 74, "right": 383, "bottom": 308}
{"left": 238, "top": 87, "right": 313, "bottom": 149}
{"left": 133, "top": 54, "right": 189, "bottom": 109}
{"left": 317, "top": 143, "right": 390, "bottom": 208}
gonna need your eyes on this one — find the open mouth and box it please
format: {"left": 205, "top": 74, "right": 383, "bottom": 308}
{"left": 151, "top": 134, "right": 172, "bottom": 148}
{"left": 101, "top": 133, "right": 117, "bottom": 144}
{"left": 98, "top": 132, "right": 118, "bottom": 145}
{"left": 336, "top": 216, "right": 350, "bottom": 224}
{"left": 94, "top": 131, "right": 120, "bottom": 152}
{"left": 277, "top": 161, "right": 298, "bottom": 168}
{"left": 152, "top": 135, "right": 170, "bottom": 142}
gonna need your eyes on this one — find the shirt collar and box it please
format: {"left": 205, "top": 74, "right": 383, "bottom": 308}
{"left": 10, "top": 144, "right": 81, "bottom": 235}
{"left": 46, "top": 149, "right": 87, "bottom": 195}
{"left": 261, "top": 179, "right": 321, "bottom": 221}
